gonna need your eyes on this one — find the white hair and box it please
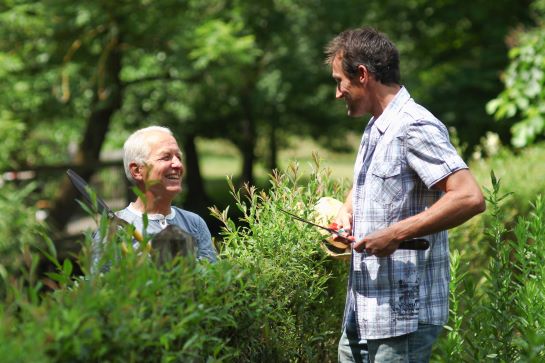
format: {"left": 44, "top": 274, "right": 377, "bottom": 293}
{"left": 123, "top": 126, "right": 173, "bottom": 183}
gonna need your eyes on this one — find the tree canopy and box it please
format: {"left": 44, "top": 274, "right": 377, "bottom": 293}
{"left": 487, "top": 0, "right": 545, "bottom": 148}
{"left": 0, "top": 0, "right": 535, "bottom": 229}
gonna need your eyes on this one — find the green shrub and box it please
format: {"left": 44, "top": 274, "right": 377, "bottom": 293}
{"left": 0, "top": 183, "right": 48, "bottom": 298}
{"left": 210, "top": 158, "right": 350, "bottom": 361}
{"left": 434, "top": 174, "right": 545, "bottom": 362}
{"left": 0, "top": 157, "right": 349, "bottom": 362}
{"left": 2, "top": 257, "right": 261, "bottom": 362}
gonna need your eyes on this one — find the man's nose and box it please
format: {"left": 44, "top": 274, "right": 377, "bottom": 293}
{"left": 172, "top": 155, "right": 183, "bottom": 168}
{"left": 336, "top": 87, "right": 343, "bottom": 99}
{"left": 172, "top": 156, "right": 184, "bottom": 176}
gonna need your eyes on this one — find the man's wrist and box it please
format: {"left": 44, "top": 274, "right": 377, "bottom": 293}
{"left": 390, "top": 221, "right": 413, "bottom": 243}
{"left": 342, "top": 204, "right": 353, "bottom": 215}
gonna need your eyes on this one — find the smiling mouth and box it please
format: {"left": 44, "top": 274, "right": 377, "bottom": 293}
{"left": 165, "top": 174, "right": 180, "bottom": 180}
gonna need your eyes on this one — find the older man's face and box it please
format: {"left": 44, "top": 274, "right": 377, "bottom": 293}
{"left": 142, "top": 131, "right": 184, "bottom": 198}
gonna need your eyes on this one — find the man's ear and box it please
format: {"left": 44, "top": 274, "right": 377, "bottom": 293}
{"left": 357, "top": 64, "right": 368, "bottom": 84}
{"left": 129, "top": 162, "right": 144, "bottom": 182}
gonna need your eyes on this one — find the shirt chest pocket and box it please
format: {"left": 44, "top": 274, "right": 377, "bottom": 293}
{"left": 369, "top": 162, "right": 403, "bottom": 206}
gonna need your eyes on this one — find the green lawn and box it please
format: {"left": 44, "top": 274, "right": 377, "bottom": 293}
{"left": 196, "top": 136, "right": 357, "bottom": 209}
{"left": 196, "top": 135, "right": 545, "bottom": 216}
{"left": 197, "top": 136, "right": 357, "bottom": 181}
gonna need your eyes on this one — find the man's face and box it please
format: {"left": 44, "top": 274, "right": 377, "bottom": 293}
{"left": 141, "top": 131, "right": 184, "bottom": 198}
{"left": 332, "top": 54, "right": 367, "bottom": 117}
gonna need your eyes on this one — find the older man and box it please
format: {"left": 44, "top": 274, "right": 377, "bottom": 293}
{"left": 93, "top": 126, "right": 216, "bottom": 269}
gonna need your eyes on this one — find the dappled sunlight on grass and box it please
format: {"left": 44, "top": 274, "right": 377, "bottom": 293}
{"left": 197, "top": 136, "right": 358, "bottom": 185}
{"left": 470, "top": 141, "right": 545, "bottom": 211}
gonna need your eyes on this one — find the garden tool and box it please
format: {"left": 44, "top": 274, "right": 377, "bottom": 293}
{"left": 66, "top": 169, "right": 144, "bottom": 242}
{"left": 279, "top": 208, "right": 430, "bottom": 251}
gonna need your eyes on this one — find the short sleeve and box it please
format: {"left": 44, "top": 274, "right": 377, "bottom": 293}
{"left": 406, "top": 119, "right": 467, "bottom": 189}
{"left": 194, "top": 217, "right": 217, "bottom": 263}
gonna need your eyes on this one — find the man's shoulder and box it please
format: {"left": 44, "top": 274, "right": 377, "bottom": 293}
{"left": 171, "top": 206, "right": 212, "bottom": 238}
{"left": 115, "top": 206, "right": 136, "bottom": 222}
{"left": 394, "top": 100, "right": 450, "bottom": 138}
{"left": 401, "top": 99, "right": 439, "bottom": 124}
{"left": 171, "top": 206, "right": 205, "bottom": 223}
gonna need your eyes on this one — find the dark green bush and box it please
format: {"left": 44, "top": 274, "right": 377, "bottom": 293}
{"left": 4, "top": 154, "right": 544, "bottom": 362}
{"left": 2, "top": 256, "right": 265, "bottom": 362}
{"left": 435, "top": 174, "right": 545, "bottom": 362}
{"left": 0, "top": 157, "right": 349, "bottom": 362}
{"left": 210, "top": 159, "right": 350, "bottom": 361}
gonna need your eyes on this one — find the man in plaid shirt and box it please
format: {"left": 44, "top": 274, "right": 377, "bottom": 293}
{"left": 325, "top": 27, "right": 486, "bottom": 362}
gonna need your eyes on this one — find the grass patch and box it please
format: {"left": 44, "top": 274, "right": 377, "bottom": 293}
{"left": 197, "top": 136, "right": 357, "bottom": 214}
{"left": 197, "top": 136, "right": 357, "bottom": 186}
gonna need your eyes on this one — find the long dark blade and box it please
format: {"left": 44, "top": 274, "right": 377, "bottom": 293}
{"left": 279, "top": 208, "right": 338, "bottom": 234}
{"left": 66, "top": 169, "right": 114, "bottom": 217}
{"left": 279, "top": 208, "right": 352, "bottom": 243}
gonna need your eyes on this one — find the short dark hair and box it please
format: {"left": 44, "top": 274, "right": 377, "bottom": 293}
{"left": 324, "top": 27, "right": 400, "bottom": 85}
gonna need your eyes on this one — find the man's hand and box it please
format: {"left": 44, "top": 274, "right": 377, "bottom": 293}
{"left": 353, "top": 228, "right": 400, "bottom": 257}
{"left": 332, "top": 203, "right": 353, "bottom": 245}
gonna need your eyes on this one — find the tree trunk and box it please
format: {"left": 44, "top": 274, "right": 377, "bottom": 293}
{"left": 182, "top": 133, "right": 210, "bottom": 213}
{"left": 240, "top": 145, "right": 255, "bottom": 187}
{"left": 268, "top": 116, "right": 278, "bottom": 171}
{"left": 47, "top": 33, "right": 123, "bottom": 232}
{"left": 239, "top": 85, "right": 256, "bottom": 186}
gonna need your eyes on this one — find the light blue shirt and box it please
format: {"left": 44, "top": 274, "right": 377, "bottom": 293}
{"left": 92, "top": 203, "right": 217, "bottom": 271}
{"left": 116, "top": 204, "right": 217, "bottom": 263}
{"left": 346, "top": 86, "right": 467, "bottom": 339}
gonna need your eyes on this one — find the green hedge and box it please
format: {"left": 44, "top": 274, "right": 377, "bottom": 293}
{"left": 2, "top": 150, "right": 545, "bottom": 362}
{"left": 435, "top": 174, "right": 545, "bottom": 362}
{"left": 0, "top": 157, "right": 348, "bottom": 362}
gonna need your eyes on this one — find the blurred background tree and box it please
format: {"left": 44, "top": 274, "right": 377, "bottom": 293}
{"left": 0, "top": 0, "right": 536, "bottom": 235}
{"left": 487, "top": 0, "right": 545, "bottom": 148}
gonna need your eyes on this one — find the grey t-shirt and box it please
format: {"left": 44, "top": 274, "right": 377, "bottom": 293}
{"left": 92, "top": 203, "right": 217, "bottom": 270}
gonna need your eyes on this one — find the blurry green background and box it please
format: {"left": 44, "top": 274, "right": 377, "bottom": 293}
{"left": 3, "top": 2, "right": 545, "bottom": 361}
{"left": 1, "top": 0, "right": 545, "bottom": 243}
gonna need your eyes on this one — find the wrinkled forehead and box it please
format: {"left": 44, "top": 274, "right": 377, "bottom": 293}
{"left": 145, "top": 131, "right": 180, "bottom": 155}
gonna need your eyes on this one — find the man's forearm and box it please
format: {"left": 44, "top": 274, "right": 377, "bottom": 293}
{"left": 390, "top": 169, "right": 485, "bottom": 242}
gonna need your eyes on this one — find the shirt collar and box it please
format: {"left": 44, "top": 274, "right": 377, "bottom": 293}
{"left": 127, "top": 203, "right": 176, "bottom": 220}
{"left": 371, "top": 86, "right": 411, "bottom": 134}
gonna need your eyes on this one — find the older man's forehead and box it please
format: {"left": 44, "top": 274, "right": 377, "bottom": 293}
{"left": 146, "top": 132, "right": 179, "bottom": 152}
{"left": 152, "top": 140, "right": 180, "bottom": 153}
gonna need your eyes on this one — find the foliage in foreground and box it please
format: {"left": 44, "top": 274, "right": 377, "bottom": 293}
{"left": 0, "top": 157, "right": 349, "bottom": 362}
{"left": 448, "top": 141, "right": 545, "bottom": 277}
{"left": 436, "top": 173, "right": 545, "bottom": 362}
{"left": 1, "top": 156, "right": 545, "bottom": 362}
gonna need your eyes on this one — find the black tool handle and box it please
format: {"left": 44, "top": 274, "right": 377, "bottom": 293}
{"left": 399, "top": 238, "right": 429, "bottom": 250}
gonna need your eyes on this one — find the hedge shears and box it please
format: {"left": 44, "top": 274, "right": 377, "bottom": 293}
{"left": 279, "top": 208, "right": 429, "bottom": 250}
{"left": 66, "top": 169, "right": 144, "bottom": 242}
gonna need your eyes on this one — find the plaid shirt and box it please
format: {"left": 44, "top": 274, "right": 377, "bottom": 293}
{"left": 345, "top": 86, "right": 467, "bottom": 339}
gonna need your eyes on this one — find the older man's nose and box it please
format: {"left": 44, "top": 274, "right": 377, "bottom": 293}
{"left": 172, "top": 155, "right": 183, "bottom": 168}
